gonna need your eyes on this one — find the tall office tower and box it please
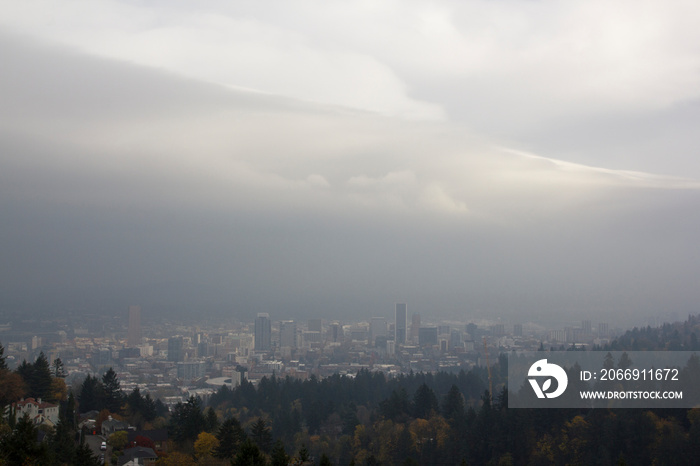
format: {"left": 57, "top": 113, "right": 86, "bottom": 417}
{"left": 419, "top": 327, "right": 438, "bottom": 346}
{"left": 255, "top": 313, "right": 272, "bottom": 351}
{"left": 410, "top": 313, "right": 421, "bottom": 343}
{"left": 168, "top": 336, "right": 184, "bottom": 362}
{"left": 329, "top": 322, "right": 342, "bottom": 342}
{"left": 513, "top": 324, "right": 523, "bottom": 337}
{"left": 280, "top": 320, "right": 297, "bottom": 349}
{"left": 370, "top": 317, "right": 388, "bottom": 345}
{"left": 308, "top": 319, "right": 323, "bottom": 333}
{"left": 127, "top": 305, "right": 142, "bottom": 347}
{"left": 395, "top": 303, "right": 407, "bottom": 345}
{"left": 598, "top": 322, "right": 609, "bottom": 338}
{"left": 582, "top": 320, "right": 592, "bottom": 335}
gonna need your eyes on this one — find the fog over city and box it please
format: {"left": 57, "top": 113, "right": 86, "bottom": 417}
{"left": 2, "top": 1, "right": 700, "bottom": 325}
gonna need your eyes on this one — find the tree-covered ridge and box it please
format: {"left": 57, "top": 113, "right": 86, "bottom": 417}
{"left": 601, "top": 315, "right": 700, "bottom": 351}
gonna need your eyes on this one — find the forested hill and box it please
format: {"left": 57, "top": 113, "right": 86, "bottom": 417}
{"left": 601, "top": 314, "right": 700, "bottom": 351}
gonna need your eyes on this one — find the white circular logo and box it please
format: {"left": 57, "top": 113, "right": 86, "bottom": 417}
{"left": 528, "top": 359, "right": 568, "bottom": 399}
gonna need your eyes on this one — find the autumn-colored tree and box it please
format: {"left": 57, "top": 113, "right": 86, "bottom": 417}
{"left": 50, "top": 377, "right": 68, "bottom": 403}
{"left": 0, "top": 370, "right": 26, "bottom": 408}
{"left": 194, "top": 431, "right": 220, "bottom": 460}
{"left": 134, "top": 434, "right": 156, "bottom": 450}
{"left": 155, "top": 451, "right": 197, "bottom": 465}
{"left": 108, "top": 430, "right": 129, "bottom": 450}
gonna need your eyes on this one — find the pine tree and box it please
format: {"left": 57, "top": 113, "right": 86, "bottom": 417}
{"left": 102, "top": 367, "right": 123, "bottom": 413}
{"left": 270, "top": 440, "right": 289, "bottom": 466}
{"left": 442, "top": 385, "right": 465, "bottom": 420}
{"left": 52, "top": 357, "right": 67, "bottom": 378}
{"left": 214, "top": 417, "right": 247, "bottom": 459}
{"left": 297, "top": 444, "right": 310, "bottom": 462}
{"left": 412, "top": 383, "right": 438, "bottom": 419}
{"left": 0, "top": 340, "right": 7, "bottom": 370}
{"left": 250, "top": 417, "right": 272, "bottom": 453}
{"left": 204, "top": 406, "right": 219, "bottom": 432}
{"left": 2, "top": 413, "right": 50, "bottom": 464}
{"left": 232, "top": 439, "right": 267, "bottom": 466}
{"left": 74, "top": 440, "right": 101, "bottom": 466}
{"left": 78, "top": 375, "right": 104, "bottom": 413}
{"left": 32, "top": 352, "right": 53, "bottom": 400}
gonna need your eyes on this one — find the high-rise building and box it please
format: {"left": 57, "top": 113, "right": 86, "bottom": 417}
{"left": 370, "top": 317, "right": 387, "bottom": 345}
{"left": 582, "top": 320, "right": 592, "bottom": 335}
{"left": 410, "top": 313, "right": 421, "bottom": 343}
{"left": 329, "top": 322, "right": 342, "bottom": 342}
{"left": 280, "top": 320, "right": 297, "bottom": 349}
{"left": 168, "top": 336, "right": 184, "bottom": 362}
{"left": 395, "top": 303, "right": 407, "bottom": 345}
{"left": 513, "top": 324, "right": 523, "bottom": 337}
{"left": 127, "top": 305, "right": 142, "bottom": 347}
{"left": 419, "top": 327, "right": 438, "bottom": 346}
{"left": 255, "top": 313, "right": 272, "bottom": 351}
{"left": 308, "top": 319, "right": 322, "bottom": 333}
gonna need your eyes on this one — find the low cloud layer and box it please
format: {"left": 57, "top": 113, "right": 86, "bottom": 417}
{"left": 1, "top": 30, "right": 699, "bottom": 325}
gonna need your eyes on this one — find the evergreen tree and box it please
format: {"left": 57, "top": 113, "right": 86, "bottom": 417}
{"left": 214, "top": 417, "right": 247, "bottom": 459}
{"left": 270, "top": 440, "right": 289, "bottom": 466}
{"left": 142, "top": 393, "right": 157, "bottom": 422}
{"left": 0, "top": 340, "right": 7, "bottom": 370}
{"left": 412, "top": 383, "right": 438, "bottom": 419}
{"left": 15, "top": 352, "right": 53, "bottom": 401}
{"left": 102, "top": 367, "right": 123, "bottom": 413}
{"left": 232, "top": 439, "right": 267, "bottom": 466}
{"left": 74, "top": 440, "right": 101, "bottom": 466}
{"left": 78, "top": 375, "right": 104, "bottom": 413}
{"left": 297, "top": 444, "right": 310, "bottom": 462}
{"left": 169, "top": 396, "right": 206, "bottom": 445}
{"left": 52, "top": 358, "right": 66, "bottom": 378}
{"left": 126, "top": 387, "right": 143, "bottom": 416}
{"left": 318, "top": 453, "right": 332, "bottom": 466}
{"left": 250, "top": 417, "right": 272, "bottom": 453}
{"left": 204, "top": 406, "right": 219, "bottom": 432}
{"left": 50, "top": 418, "right": 76, "bottom": 465}
{"left": 1, "top": 413, "right": 49, "bottom": 465}
{"left": 442, "top": 385, "right": 465, "bottom": 420}
{"left": 32, "top": 352, "right": 53, "bottom": 401}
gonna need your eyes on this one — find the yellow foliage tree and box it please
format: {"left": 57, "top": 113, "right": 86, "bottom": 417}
{"left": 108, "top": 430, "right": 128, "bottom": 450}
{"left": 155, "top": 451, "right": 197, "bottom": 465}
{"left": 49, "top": 377, "right": 68, "bottom": 403}
{"left": 194, "top": 431, "right": 220, "bottom": 460}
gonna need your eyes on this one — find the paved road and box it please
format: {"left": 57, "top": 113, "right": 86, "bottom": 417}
{"left": 85, "top": 434, "right": 109, "bottom": 464}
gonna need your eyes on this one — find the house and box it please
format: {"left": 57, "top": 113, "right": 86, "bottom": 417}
{"left": 118, "top": 446, "right": 158, "bottom": 466}
{"left": 127, "top": 429, "right": 169, "bottom": 452}
{"left": 102, "top": 416, "right": 129, "bottom": 436}
{"left": 8, "top": 398, "right": 59, "bottom": 427}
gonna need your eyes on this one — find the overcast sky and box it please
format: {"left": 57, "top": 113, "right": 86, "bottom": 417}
{"left": 1, "top": 1, "right": 699, "bottom": 326}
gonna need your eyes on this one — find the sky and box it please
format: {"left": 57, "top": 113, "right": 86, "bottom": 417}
{"left": 1, "top": 0, "right": 700, "bottom": 326}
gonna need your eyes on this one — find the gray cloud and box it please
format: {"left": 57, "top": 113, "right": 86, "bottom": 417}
{"left": 1, "top": 30, "right": 699, "bottom": 325}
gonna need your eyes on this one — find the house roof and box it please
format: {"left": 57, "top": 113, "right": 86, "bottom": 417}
{"left": 118, "top": 446, "right": 157, "bottom": 466}
{"left": 13, "top": 397, "right": 58, "bottom": 409}
{"left": 127, "top": 429, "right": 168, "bottom": 443}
